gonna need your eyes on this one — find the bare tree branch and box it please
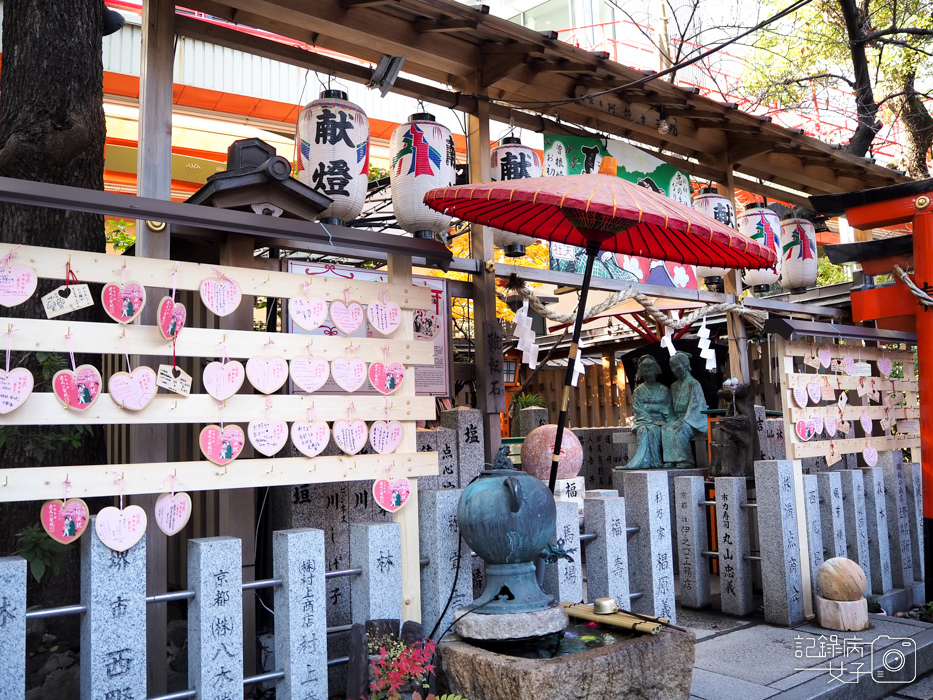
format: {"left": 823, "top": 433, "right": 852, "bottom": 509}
{"left": 859, "top": 26, "right": 933, "bottom": 42}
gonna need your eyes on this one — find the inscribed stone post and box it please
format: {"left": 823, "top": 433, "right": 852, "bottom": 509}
{"left": 436, "top": 427, "right": 459, "bottom": 490}
{"left": 416, "top": 428, "right": 439, "bottom": 491}
{"left": 716, "top": 477, "right": 754, "bottom": 615}
{"left": 754, "top": 461, "right": 805, "bottom": 626}
{"left": 350, "top": 522, "right": 403, "bottom": 622}
{"left": 882, "top": 461, "right": 915, "bottom": 588}
{"left": 188, "top": 537, "right": 243, "bottom": 698}
{"left": 802, "top": 475, "right": 824, "bottom": 601}
{"left": 0, "top": 556, "right": 26, "bottom": 700}
{"left": 81, "top": 521, "right": 147, "bottom": 700}
{"left": 905, "top": 462, "right": 924, "bottom": 583}
{"left": 582, "top": 496, "right": 630, "bottom": 606}
{"left": 543, "top": 500, "right": 584, "bottom": 604}
{"left": 273, "top": 528, "right": 327, "bottom": 700}
{"left": 585, "top": 490, "right": 619, "bottom": 498}
{"left": 419, "top": 490, "right": 472, "bottom": 639}
{"left": 840, "top": 469, "right": 871, "bottom": 587}
{"left": 622, "top": 471, "right": 676, "bottom": 623}
{"left": 759, "top": 419, "right": 786, "bottom": 461}
{"left": 861, "top": 467, "right": 893, "bottom": 595}
{"left": 817, "top": 472, "right": 847, "bottom": 560}
{"left": 517, "top": 407, "right": 548, "bottom": 436}
{"left": 440, "top": 406, "right": 485, "bottom": 487}
{"left": 674, "top": 476, "right": 709, "bottom": 609}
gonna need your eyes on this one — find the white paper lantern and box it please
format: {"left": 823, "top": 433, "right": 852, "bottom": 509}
{"left": 490, "top": 137, "right": 543, "bottom": 256}
{"left": 780, "top": 217, "right": 818, "bottom": 292}
{"left": 296, "top": 90, "right": 369, "bottom": 224}
{"left": 390, "top": 113, "right": 457, "bottom": 239}
{"left": 738, "top": 203, "right": 782, "bottom": 292}
{"left": 692, "top": 187, "right": 734, "bottom": 286}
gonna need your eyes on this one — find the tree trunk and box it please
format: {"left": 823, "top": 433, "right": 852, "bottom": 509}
{"left": 839, "top": 0, "right": 881, "bottom": 157}
{"left": 0, "top": 0, "right": 108, "bottom": 612}
{"left": 892, "top": 72, "right": 933, "bottom": 179}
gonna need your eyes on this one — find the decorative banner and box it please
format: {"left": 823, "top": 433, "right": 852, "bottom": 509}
{"left": 290, "top": 356, "right": 330, "bottom": 394}
{"left": 154, "top": 492, "right": 192, "bottom": 536}
{"left": 247, "top": 419, "right": 289, "bottom": 457}
{"left": 157, "top": 297, "right": 187, "bottom": 340}
{"left": 42, "top": 283, "right": 93, "bottom": 318}
{"left": 373, "top": 477, "right": 411, "bottom": 513}
{"left": 95, "top": 505, "right": 147, "bottom": 552}
{"left": 291, "top": 420, "right": 330, "bottom": 458}
{"left": 199, "top": 424, "right": 246, "bottom": 466}
{"left": 200, "top": 275, "right": 242, "bottom": 317}
{"left": 156, "top": 365, "right": 192, "bottom": 397}
{"left": 329, "top": 299, "right": 365, "bottom": 334}
{"left": 52, "top": 365, "right": 102, "bottom": 410}
{"left": 332, "top": 418, "right": 368, "bottom": 455}
{"left": 0, "top": 367, "right": 33, "bottom": 414}
{"left": 203, "top": 361, "right": 245, "bottom": 401}
{"left": 41, "top": 498, "right": 90, "bottom": 544}
{"left": 369, "top": 361, "right": 405, "bottom": 395}
{"left": 109, "top": 367, "right": 158, "bottom": 411}
{"left": 332, "top": 358, "right": 367, "bottom": 393}
{"left": 818, "top": 345, "right": 832, "bottom": 368}
{"left": 0, "top": 265, "right": 38, "bottom": 307}
{"left": 369, "top": 420, "right": 403, "bottom": 454}
{"left": 102, "top": 281, "right": 146, "bottom": 323}
{"left": 246, "top": 356, "right": 289, "bottom": 395}
{"left": 367, "top": 295, "right": 401, "bottom": 335}
{"left": 288, "top": 295, "right": 329, "bottom": 332}
{"left": 792, "top": 386, "right": 809, "bottom": 408}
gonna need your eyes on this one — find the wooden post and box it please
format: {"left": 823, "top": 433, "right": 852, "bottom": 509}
{"left": 913, "top": 211, "right": 933, "bottom": 601}
{"left": 467, "top": 83, "right": 502, "bottom": 465}
{"left": 718, "top": 173, "right": 750, "bottom": 383}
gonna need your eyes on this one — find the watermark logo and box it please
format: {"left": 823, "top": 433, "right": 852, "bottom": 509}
{"left": 794, "top": 634, "right": 916, "bottom": 684}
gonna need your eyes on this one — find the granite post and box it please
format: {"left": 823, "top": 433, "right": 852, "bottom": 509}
{"left": 861, "top": 467, "right": 893, "bottom": 595}
{"left": 350, "top": 522, "right": 403, "bottom": 622}
{"left": 883, "top": 461, "right": 915, "bottom": 588}
{"left": 543, "top": 500, "right": 584, "bottom": 604}
{"left": 905, "top": 462, "right": 924, "bottom": 583}
{"left": 623, "top": 471, "right": 676, "bottom": 622}
{"left": 516, "top": 407, "right": 548, "bottom": 436}
{"left": 81, "top": 520, "right": 147, "bottom": 700}
{"left": 817, "top": 471, "right": 847, "bottom": 560}
{"left": 674, "top": 476, "right": 709, "bottom": 609}
{"left": 417, "top": 428, "right": 440, "bottom": 491}
{"left": 188, "top": 537, "right": 243, "bottom": 697}
{"left": 582, "top": 496, "right": 630, "bottom": 606}
{"left": 840, "top": 469, "right": 872, "bottom": 587}
{"left": 802, "top": 475, "right": 824, "bottom": 601}
{"left": 436, "top": 427, "right": 460, "bottom": 490}
{"left": 274, "top": 528, "right": 328, "bottom": 700}
{"left": 0, "top": 556, "right": 26, "bottom": 700}
{"left": 716, "top": 477, "right": 754, "bottom": 615}
{"left": 754, "top": 461, "right": 805, "bottom": 626}
{"left": 420, "top": 489, "right": 472, "bottom": 638}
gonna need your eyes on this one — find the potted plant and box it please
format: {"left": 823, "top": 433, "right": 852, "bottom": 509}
{"left": 367, "top": 634, "right": 438, "bottom": 700}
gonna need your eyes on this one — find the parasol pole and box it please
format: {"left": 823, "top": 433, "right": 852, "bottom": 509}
{"left": 548, "top": 240, "right": 601, "bottom": 493}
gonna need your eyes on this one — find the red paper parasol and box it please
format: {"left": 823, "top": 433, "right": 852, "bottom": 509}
{"left": 424, "top": 158, "right": 775, "bottom": 491}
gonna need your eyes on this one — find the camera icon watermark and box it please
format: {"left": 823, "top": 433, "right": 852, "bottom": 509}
{"left": 795, "top": 633, "right": 917, "bottom": 684}
{"left": 871, "top": 636, "right": 916, "bottom": 683}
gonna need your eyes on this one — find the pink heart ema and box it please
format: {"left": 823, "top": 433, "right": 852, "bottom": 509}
{"left": 373, "top": 478, "right": 411, "bottom": 513}
{"left": 0, "top": 266, "right": 38, "bottom": 307}
{"left": 109, "top": 368, "right": 157, "bottom": 411}
{"left": 41, "top": 499, "right": 90, "bottom": 544}
{"left": 154, "top": 492, "right": 192, "bottom": 536}
{"left": 369, "top": 421, "right": 403, "bottom": 454}
{"left": 246, "top": 357, "right": 289, "bottom": 394}
{"left": 333, "top": 419, "right": 368, "bottom": 454}
{"left": 200, "top": 277, "right": 242, "bottom": 317}
{"left": 290, "top": 357, "right": 330, "bottom": 393}
{"left": 102, "top": 282, "right": 146, "bottom": 323}
{"left": 157, "top": 296, "right": 187, "bottom": 339}
{"left": 248, "top": 419, "right": 289, "bottom": 457}
{"left": 52, "top": 366, "right": 102, "bottom": 410}
{"left": 796, "top": 420, "right": 816, "bottom": 441}
{"left": 367, "top": 299, "right": 401, "bottom": 335}
{"left": 369, "top": 361, "right": 405, "bottom": 395}
{"left": 863, "top": 445, "right": 878, "bottom": 467}
{"left": 200, "top": 425, "right": 245, "bottom": 465}
{"left": 332, "top": 358, "right": 367, "bottom": 393}
{"left": 0, "top": 367, "right": 33, "bottom": 414}
{"left": 289, "top": 296, "right": 328, "bottom": 331}
{"left": 95, "top": 505, "right": 147, "bottom": 552}
{"left": 877, "top": 358, "right": 893, "bottom": 376}
{"left": 291, "top": 421, "right": 330, "bottom": 458}
{"left": 202, "top": 361, "right": 245, "bottom": 401}
{"left": 329, "top": 300, "right": 364, "bottom": 334}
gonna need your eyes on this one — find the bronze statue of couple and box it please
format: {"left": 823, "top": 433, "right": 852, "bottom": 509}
{"left": 621, "top": 351, "right": 707, "bottom": 470}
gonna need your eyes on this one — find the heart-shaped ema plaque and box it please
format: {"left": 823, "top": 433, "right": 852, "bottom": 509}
{"left": 333, "top": 419, "right": 368, "bottom": 455}
{"left": 108, "top": 367, "right": 157, "bottom": 411}
{"left": 199, "top": 424, "right": 245, "bottom": 466}
{"left": 40, "top": 498, "right": 90, "bottom": 544}
{"left": 289, "top": 295, "right": 328, "bottom": 331}
{"left": 202, "top": 361, "right": 245, "bottom": 401}
{"left": 792, "top": 386, "right": 809, "bottom": 408}
{"left": 0, "top": 367, "right": 34, "bottom": 414}
{"left": 154, "top": 492, "right": 192, "bottom": 536}
{"left": 369, "top": 361, "right": 405, "bottom": 395}
{"left": 95, "top": 505, "right": 148, "bottom": 552}
{"left": 811, "top": 414, "right": 824, "bottom": 436}
{"left": 200, "top": 276, "right": 242, "bottom": 317}
{"left": 824, "top": 416, "right": 838, "bottom": 437}
{"left": 246, "top": 356, "right": 289, "bottom": 395}
{"left": 291, "top": 420, "right": 330, "bottom": 458}
{"left": 52, "top": 365, "right": 102, "bottom": 410}
{"left": 329, "top": 300, "right": 365, "bottom": 334}
{"left": 863, "top": 444, "right": 878, "bottom": 467}
{"left": 157, "top": 296, "right": 187, "bottom": 340}
{"left": 818, "top": 345, "right": 832, "bottom": 369}
{"left": 877, "top": 358, "right": 893, "bottom": 376}
{"left": 332, "top": 358, "right": 367, "bottom": 393}
{"left": 373, "top": 477, "right": 411, "bottom": 513}
{"left": 367, "top": 298, "right": 401, "bottom": 335}
{"left": 101, "top": 281, "right": 146, "bottom": 323}
{"left": 290, "top": 357, "right": 330, "bottom": 394}
{"left": 0, "top": 265, "right": 38, "bottom": 307}
{"left": 369, "top": 421, "right": 403, "bottom": 455}
{"left": 860, "top": 414, "right": 873, "bottom": 436}
{"left": 807, "top": 382, "right": 822, "bottom": 404}
{"left": 844, "top": 356, "right": 855, "bottom": 375}
{"left": 796, "top": 419, "right": 816, "bottom": 442}
{"left": 247, "top": 419, "right": 289, "bottom": 457}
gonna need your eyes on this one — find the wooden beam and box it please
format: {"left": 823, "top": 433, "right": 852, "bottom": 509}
{"left": 415, "top": 17, "right": 478, "bottom": 32}
{"left": 530, "top": 60, "right": 599, "bottom": 73}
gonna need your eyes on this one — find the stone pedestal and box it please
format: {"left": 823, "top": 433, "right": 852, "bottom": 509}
{"left": 350, "top": 522, "right": 402, "bottom": 622}
{"left": 815, "top": 596, "right": 869, "bottom": 632}
{"left": 441, "top": 406, "right": 485, "bottom": 487}
{"left": 542, "top": 501, "right": 584, "bottom": 604}
{"left": 453, "top": 605, "right": 568, "bottom": 640}
{"left": 0, "top": 556, "right": 27, "bottom": 697}
{"left": 582, "top": 496, "right": 630, "bottom": 606}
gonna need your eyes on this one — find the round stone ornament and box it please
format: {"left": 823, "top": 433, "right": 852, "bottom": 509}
{"left": 520, "top": 424, "right": 583, "bottom": 481}
{"left": 817, "top": 557, "right": 867, "bottom": 601}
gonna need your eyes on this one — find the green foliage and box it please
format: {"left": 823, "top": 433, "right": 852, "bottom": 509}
{"left": 105, "top": 218, "right": 135, "bottom": 252}
{"left": 15, "top": 524, "right": 73, "bottom": 583}
{"left": 516, "top": 392, "right": 546, "bottom": 409}
{"left": 369, "top": 165, "right": 389, "bottom": 181}
{"left": 816, "top": 256, "right": 851, "bottom": 287}
{"left": 0, "top": 424, "right": 93, "bottom": 463}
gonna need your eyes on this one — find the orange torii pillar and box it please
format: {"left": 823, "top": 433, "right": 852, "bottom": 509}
{"left": 816, "top": 184, "right": 932, "bottom": 601}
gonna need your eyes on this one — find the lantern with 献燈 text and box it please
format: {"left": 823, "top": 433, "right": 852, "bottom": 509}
{"left": 779, "top": 217, "right": 818, "bottom": 292}
{"left": 490, "top": 137, "right": 543, "bottom": 256}
{"left": 738, "top": 203, "right": 782, "bottom": 293}
{"left": 692, "top": 187, "right": 735, "bottom": 291}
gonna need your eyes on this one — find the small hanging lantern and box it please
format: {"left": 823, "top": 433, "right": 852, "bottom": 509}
{"left": 738, "top": 203, "right": 782, "bottom": 293}
{"left": 490, "top": 136, "right": 543, "bottom": 256}
{"left": 692, "top": 187, "right": 735, "bottom": 291}
{"left": 296, "top": 89, "right": 370, "bottom": 225}
{"left": 779, "top": 217, "right": 818, "bottom": 292}
{"left": 390, "top": 113, "right": 457, "bottom": 240}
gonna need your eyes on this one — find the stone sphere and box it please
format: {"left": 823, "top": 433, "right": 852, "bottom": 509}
{"left": 817, "top": 557, "right": 867, "bottom": 601}
{"left": 521, "top": 424, "right": 583, "bottom": 481}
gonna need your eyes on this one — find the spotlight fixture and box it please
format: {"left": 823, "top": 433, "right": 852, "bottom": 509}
{"left": 657, "top": 112, "right": 670, "bottom": 135}
{"left": 368, "top": 54, "right": 406, "bottom": 97}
